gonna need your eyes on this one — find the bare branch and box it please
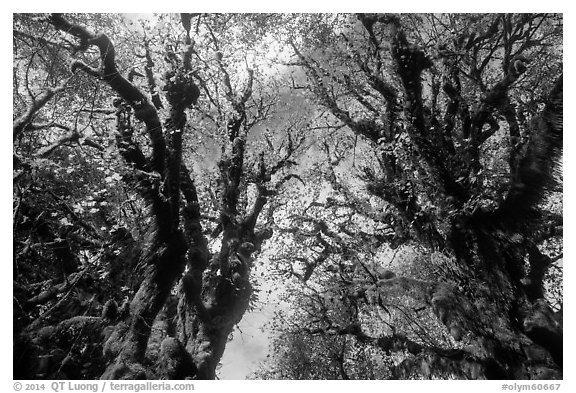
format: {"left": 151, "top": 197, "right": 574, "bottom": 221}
{"left": 13, "top": 78, "right": 71, "bottom": 138}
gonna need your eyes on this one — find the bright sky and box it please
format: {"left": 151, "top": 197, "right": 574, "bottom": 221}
{"left": 218, "top": 306, "right": 274, "bottom": 379}
{"left": 218, "top": 258, "right": 292, "bottom": 379}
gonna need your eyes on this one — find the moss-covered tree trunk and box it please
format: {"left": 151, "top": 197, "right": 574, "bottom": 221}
{"left": 293, "top": 13, "right": 562, "bottom": 379}
{"left": 443, "top": 75, "right": 563, "bottom": 378}
{"left": 175, "top": 75, "right": 275, "bottom": 378}
{"left": 49, "top": 14, "right": 202, "bottom": 379}
{"left": 47, "top": 14, "right": 289, "bottom": 380}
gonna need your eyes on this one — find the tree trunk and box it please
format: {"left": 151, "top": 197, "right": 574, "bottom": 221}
{"left": 177, "top": 233, "right": 255, "bottom": 379}
{"left": 101, "top": 234, "right": 188, "bottom": 379}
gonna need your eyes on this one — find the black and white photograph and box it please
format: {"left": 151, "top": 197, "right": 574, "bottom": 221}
{"left": 12, "top": 9, "right": 564, "bottom": 383}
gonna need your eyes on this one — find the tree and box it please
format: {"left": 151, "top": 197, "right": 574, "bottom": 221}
{"left": 261, "top": 13, "right": 562, "bottom": 379}
{"left": 13, "top": 13, "right": 304, "bottom": 380}
{"left": 13, "top": 13, "right": 562, "bottom": 381}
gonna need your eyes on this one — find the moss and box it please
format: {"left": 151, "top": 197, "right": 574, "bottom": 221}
{"left": 103, "top": 322, "right": 129, "bottom": 360}
{"left": 157, "top": 337, "right": 196, "bottom": 379}
{"left": 101, "top": 361, "right": 152, "bottom": 380}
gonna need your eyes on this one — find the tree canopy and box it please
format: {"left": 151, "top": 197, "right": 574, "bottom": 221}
{"left": 13, "top": 13, "right": 562, "bottom": 380}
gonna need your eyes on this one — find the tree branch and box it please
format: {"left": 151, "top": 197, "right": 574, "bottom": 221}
{"left": 49, "top": 13, "right": 166, "bottom": 174}
{"left": 13, "top": 79, "right": 71, "bottom": 138}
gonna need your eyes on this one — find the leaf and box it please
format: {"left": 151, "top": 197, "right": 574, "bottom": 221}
{"left": 59, "top": 217, "right": 72, "bottom": 226}
{"left": 104, "top": 173, "right": 122, "bottom": 183}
